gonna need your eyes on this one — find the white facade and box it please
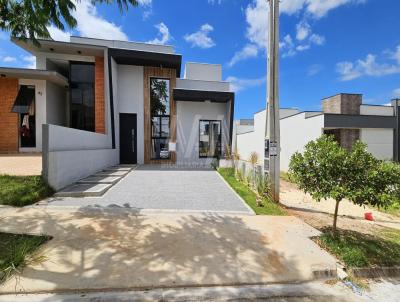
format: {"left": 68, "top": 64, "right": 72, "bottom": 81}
{"left": 176, "top": 101, "right": 230, "bottom": 165}
{"left": 116, "top": 65, "right": 145, "bottom": 164}
{"left": 184, "top": 63, "right": 222, "bottom": 81}
{"left": 5, "top": 37, "right": 234, "bottom": 190}
{"left": 360, "top": 129, "right": 393, "bottom": 160}
{"left": 235, "top": 98, "right": 397, "bottom": 173}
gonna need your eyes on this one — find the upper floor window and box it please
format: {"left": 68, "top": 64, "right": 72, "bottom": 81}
{"left": 70, "top": 62, "right": 95, "bottom": 132}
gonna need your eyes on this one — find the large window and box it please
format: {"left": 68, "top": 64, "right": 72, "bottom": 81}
{"left": 150, "top": 78, "right": 170, "bottom": 159}
{"left": 199, "top": 120, "right": 221, "bottom": 158}
{"left": 70, "top": 62, "right": 95, "bottom": 132}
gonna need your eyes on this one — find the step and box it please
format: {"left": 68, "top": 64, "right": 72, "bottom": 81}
{"left": 95, "top": 170, "right": 129, "bottom": 177}
{"left": 54, "top": 183, "right": 113, "bottom": 197}
{"left": 77, "top": 175, "right": 122, "bottom": 185}
{"left": 104, "top": 166, "right": 132, "bottom": 172}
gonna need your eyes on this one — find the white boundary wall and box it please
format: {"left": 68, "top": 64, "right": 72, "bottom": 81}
{"left": 280, "top": 113, "right": 324, "bottom": 171}
{"left": 42, "top": 124, "right": 117, "bottom": 190}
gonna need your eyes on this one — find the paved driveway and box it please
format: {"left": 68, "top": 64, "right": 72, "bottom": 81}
{"left": 46, "top": 166, "right": 254, "bottom": 214}
{"left": 0, "top": 154, "right": 42, "bottom": 176}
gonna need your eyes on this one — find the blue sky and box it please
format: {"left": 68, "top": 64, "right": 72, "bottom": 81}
{"left": 1, "top": 0, "right": 400, "bottom": 119}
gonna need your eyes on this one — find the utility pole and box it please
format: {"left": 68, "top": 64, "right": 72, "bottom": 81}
{"left": 265, "top": 0, "right": 280, "bottom": 202}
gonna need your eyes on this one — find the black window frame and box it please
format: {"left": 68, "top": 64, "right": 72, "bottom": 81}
{"left": 199, "top": 119, "right": 222, "bottom": 158}
{"left": 150, "top": 77, "right": 171, "bottom": 160}
{"left": 69, "top": 61, "right": 95, "bottom": 132}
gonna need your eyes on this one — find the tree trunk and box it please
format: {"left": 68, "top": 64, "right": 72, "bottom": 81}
{"left": 333, "top": 199, "right": 340, "bottom": 234}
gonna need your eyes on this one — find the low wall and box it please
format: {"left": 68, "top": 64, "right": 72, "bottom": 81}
{"left": 42, "top": 124, "right": 118, "bottom": 190}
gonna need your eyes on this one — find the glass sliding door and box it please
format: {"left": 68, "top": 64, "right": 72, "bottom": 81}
{"left": 199, "top": 120, "right": 221, "bottom": 158}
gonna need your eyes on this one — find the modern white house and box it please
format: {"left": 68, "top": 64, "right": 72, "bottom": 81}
{"left": 0, "top": 37, "right": 234, "bottom": 189}
{"left": 234, "top": 93, "right": 400, "bottom": 172}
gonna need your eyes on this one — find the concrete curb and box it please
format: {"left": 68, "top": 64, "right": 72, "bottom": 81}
{"left": 350, "top": 266, "right": 400, "bottom": 279}
{"left": 0, "top": 281, "right": 356, "bottom": 302}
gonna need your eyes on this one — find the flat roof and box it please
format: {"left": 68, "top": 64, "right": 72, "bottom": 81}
{"left": 12, "top": 37, "right": 105, "bottom": 56}
{"left": 70, "top": 36, "right": 175, "bottom": 54}
{"left": 0, "top": 67, "right": 68, "bottom": 86}
{"left": 109, "top": 48, "right": 182, "bottom": 77}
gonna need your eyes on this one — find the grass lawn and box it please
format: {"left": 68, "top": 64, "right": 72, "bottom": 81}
{"left": 0, "top": 175, "right": 53, "bottom": 207}
{"left": 218, "top": 168, "right": 286, "bottom": 215}
{"left": 0, "top": 232, "right": 51, "bottom": 283}
{"left": 314, "top": 228, "right": 400, "bottom": 268}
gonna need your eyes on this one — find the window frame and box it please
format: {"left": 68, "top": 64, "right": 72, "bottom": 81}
{"left": 69, "top": 61, "right": 95, "bottom": 132}
{"left": 150, "top": 77, "right": 171, "bottom": 160}
{"left": 198, "top": 119, "right": 222, "bottom": 159}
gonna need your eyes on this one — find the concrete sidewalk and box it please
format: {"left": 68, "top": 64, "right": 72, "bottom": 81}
{"left": 0, "top": 208, "right": 337, "bottom": 294}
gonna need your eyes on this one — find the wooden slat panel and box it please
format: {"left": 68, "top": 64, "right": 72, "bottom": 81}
{"left": 143, "top": 66, "right": 177, "bottom": 164}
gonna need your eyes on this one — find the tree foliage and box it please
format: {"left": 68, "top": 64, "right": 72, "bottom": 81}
{"left": 150, "top": 78, "right": 169, "bottom": 116}
{"left": 289, "top": 135, "right": 400, "bottom": 232}
{"left": 0, "top": 0, "right": 138, "bottom": 45}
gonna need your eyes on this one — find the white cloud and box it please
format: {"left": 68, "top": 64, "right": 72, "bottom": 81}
{"left": 393, "top": 88, "right": 400, "bottom": 98}
{"left": 184, "top": 24, "right": 215, "bottom": 49}
{"left": 245, "top": 0, "right": 269, "bottom": 51}
{"left": 392, "top": 45, "right": 400, "bottom": 64}
{"left": 73, "top": 0, "right": 128, "bottom": 40}
{"left": 47, "top": 25, "right": 70, "bottom": 42}
{"left": 2, "top": 56, "right": 16, "bottom": 63}
{"left": 309, "top": 33, "right": 325, "bottom": 45}
{"left": 226, "top": 76, "right": 265, "bottom": 93}
{"left": 228, "top": 44, "right": 258, "bottom": 67}
{"left": 22, "top": 56, "right": 36, "bottom": 69}
{"left": 296, "top": 20, "right": 310, "bottom": 41}
{"left": 337, "top": 49, "right": 400, "bottom": 81}
{"left": 307, "top": 64, "right": 323, "bottom": 76}
{"left": 147, "top": 22, "right": 171, "bottom": 45}
{"left": 306, "top": 0, "right": 367, "bottom": 19}
{"left": 231, "top": 0, "right": 366, "bottom": 64}
{"left": 280, "top": 31, "right": 325, "bottom": 58}
{"left": 208, "top": 0, "right": 223, "bottom": 4}
{"left": 280, "top": 0, "right": 367, "bottom": 19}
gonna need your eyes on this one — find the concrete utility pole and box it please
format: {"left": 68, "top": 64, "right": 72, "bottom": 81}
{"left": 265, "top": 0, "right": 280, "bottom": 202}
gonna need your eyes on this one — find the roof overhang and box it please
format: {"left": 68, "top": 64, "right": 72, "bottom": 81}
{"left": 109, "top": 48, "right": 181, "bottom": 77}
{"left": 12, "top": 38, "right": 105, "bottom": 57}
{"left": 173, "top": 89, "right": 234, "bottom": 103}
{"left": 0, "top": 67, "right": 68, "bottom": 86}
{"left": 324, "top": 113, "right": 396, "bottom": 129}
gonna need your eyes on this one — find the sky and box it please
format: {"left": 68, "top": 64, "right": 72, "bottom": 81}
{"left": 0, "top": 0, "right": 400, "bottom": 119}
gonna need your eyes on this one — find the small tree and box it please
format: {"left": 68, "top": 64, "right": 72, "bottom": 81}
{"left": 289, "top": 135, "right": 400, "bottom": 233}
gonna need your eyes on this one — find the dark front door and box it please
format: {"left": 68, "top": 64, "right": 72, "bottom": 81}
{"left": 120, "top": 113, "right": 137, "bottom": 164}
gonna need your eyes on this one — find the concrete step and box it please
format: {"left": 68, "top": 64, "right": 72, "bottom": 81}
{"left": 104, "top": 166, "right": 133, "bottom": 172}
{"left": 77, "top": 175, "right": 122, "bottom": 185}
{"left": 95, "top": 170, "right": 130, "bottom": 177}
{"left": 54, "top": 183, "right": 113, "bottom": 197}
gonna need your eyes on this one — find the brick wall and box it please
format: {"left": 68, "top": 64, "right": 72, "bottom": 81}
{"left": 322, "top": 94, "right": 362, "bottom": 115}
{"left": 340, "top": 129, "right": 360, "bottom": 151}
{"left": 0, "top": 78, "right": 19, "bottom": 153}
{"left": 95, "top": 56, "right": 105, "bottom": 134}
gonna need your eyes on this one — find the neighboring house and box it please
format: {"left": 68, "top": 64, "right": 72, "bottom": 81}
{"left": 235, "top": 93, "right": 400, "bottom": 172}
{"left": 0, "top": 36, "right": 234, "bottom": 189}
